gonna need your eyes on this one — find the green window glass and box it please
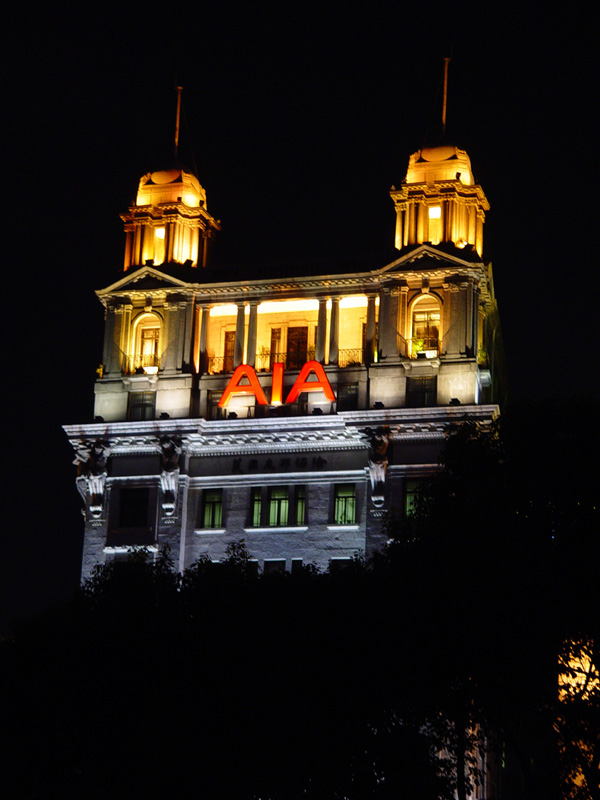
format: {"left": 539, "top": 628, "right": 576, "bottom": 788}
{"left": 295, "top": 486, "right": 306, "bottom": 525}
{"left": 334, "top": 485, "right": 356, "bottom": 525}
{"left": 251, "top": 487, "right": 262, "bottom": 527}
{"left": 203, "top": 489, "right": 223, "bottom": 528}
{"left": 268, "top": 487, "right": 289, "bottom": 527}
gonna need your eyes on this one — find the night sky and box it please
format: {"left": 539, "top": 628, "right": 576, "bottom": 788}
{"left": 2, "top": 4, "right": 597, "bottom": 627}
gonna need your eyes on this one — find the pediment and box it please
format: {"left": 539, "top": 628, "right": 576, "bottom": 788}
{"left": 96, "top": 266, "right": 192, "bottom": 297}
{"left": 376, "top": 244, "right": 484, "bottom": 276}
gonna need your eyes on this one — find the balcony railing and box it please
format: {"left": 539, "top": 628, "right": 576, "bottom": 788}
{"left": 207, "top": 347, "right": 368, "bottom": 374}
{"left": 407, "top": 337, "right": 440, "bottom": 359}
{"left": 207, "top": 356, "right": 233, "bottom": 374}
{"left": 125, "top": 354, "right": 160, "bottom": 374}
{"left": 337, "top": 348, "right": 364, "bottom": 367}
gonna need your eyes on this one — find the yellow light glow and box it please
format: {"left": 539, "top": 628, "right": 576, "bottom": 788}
{"left": 428, "top": 206, "right": 441, "bottom": 219}
{"left": 258, "top": 299, "right": 319, "bottom": 314}
{"left": 339, "top": 296, "right": 368, "bottom": 309}
{"left": 210, "top": 296, "right": 372, "bottom": 317}
{"left": 155, "top": 227, "right": 165, "bottom": 239}
{"left": 143, "top": 366, "right": 159, "bottom": 375}
{"left": 559, "top": 641, "right": 599, "bottom": 703}
{"left": 210, "top": 304, "right": 238, "bottom": 317}
{"left": 183, "top": 193, "right": 198, "bottom": 207}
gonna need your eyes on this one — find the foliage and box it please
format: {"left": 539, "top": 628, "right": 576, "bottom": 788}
{"left": 2, "top": 403, "right": 598, "bottom": 798}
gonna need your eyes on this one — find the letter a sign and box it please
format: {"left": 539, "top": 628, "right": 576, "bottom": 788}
{"left": 218, "top": 361, "right": 336, "bottom": 407}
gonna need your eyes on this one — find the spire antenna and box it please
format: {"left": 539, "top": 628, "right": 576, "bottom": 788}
{"left": 441, "top": 57, "right": 451, "bottom": 136}
{"left": 174, "top": 85, "right": 183, "bottom": 159}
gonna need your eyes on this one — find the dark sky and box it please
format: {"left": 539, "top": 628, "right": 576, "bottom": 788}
{"left": 2, "top": 4, "right": 597, "bottom": 626}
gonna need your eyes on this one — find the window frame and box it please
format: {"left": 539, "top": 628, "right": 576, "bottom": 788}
{"left": 332, "top": 484, "right": 357, "bottom": 526}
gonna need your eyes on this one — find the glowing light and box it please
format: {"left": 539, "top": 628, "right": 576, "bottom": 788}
{"left": 218, "top": 365, "right": 268, "bottom": 407}
{"left": 155, "top": 227, "right": 165, "bottom": 239}
{"left": 271, "top": 363, "right": 284, "bottom": 405}
{"left": 258, "top": 299, "right": 319, "bottom": 314}
{"left": 210, "top": 305, "right": 238, "bottom": 317}
{"left": 218, "top": 362, "right": 336, "bottom": 407}
{"left": 285, "top": 361, "right": 336, "bottom": 404}
{"left": 428, "top": 206, "right": 441, "bottom": 219}
{"left": 339, "top": 296, "right": 368, "bottom": 308}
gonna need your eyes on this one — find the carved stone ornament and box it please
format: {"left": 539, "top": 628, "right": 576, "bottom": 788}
{"left": 159, "top": 469, "right": 179, "bottom": 516}
{"left": 158, "top": 437, "right": 182, "bottom": 515}
{"left": 362, "top": 426, "right": 391, "bottom": 509}
{"left": 73, "top": 440, "right": 111, "bottom": 519}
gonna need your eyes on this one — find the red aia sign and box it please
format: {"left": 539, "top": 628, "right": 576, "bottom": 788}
{"left": 218, "top": 361, "right": 336, "bottom": 407}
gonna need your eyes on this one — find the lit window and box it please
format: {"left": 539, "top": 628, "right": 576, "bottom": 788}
{"left": 203, "top": 489, "right": 223, "bottom": 528}
{"left": 295, "top": 486, "right": 306, "bottom": 526}
{"left": 268, "top": 487, "right": 289, "bottom": 527}
{"left": 410, "top": 296, "right": 440, "bottom": 357}
{"left": 427, "top": 205, "right": 442, "bottom": 243}
{"left": 333, "top": 485, "right": 356, "bottom": 525}
{"left": 250, "top": 486, "right": 306, "bottom": 528}
{"left": 404, "top": 479, "right": 422, "bottom": 515}
{"left": 132, "top": 314, "right": 162, "bottom": 373}
{"left": 251, "top": 487, "right": 262, "bottom": 527}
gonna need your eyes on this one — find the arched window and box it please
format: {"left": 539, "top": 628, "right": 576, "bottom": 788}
{"left": 410, "top": 295, "right": 441, "bottom": 358}
{"left": 131, "top": 313, "right": 162, "bottom": 373}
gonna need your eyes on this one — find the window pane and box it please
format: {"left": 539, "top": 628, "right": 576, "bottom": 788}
{"left": 252, "top": 488, "right": 262, "bottom": 527}
{"left": 203, "top": 489, "right": 223, "bottom": 528}
{"left": 296, "top": 487, "right": 306, "bottom": 525}
{"left": 269, "top": 487, "right": 289, "bottom": 527}
{"left": 334, "top": 485, "right": 356, "bottom": 525}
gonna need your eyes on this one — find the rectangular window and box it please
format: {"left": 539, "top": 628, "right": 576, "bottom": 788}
{"left": 404, "top": 479, "right": 422, "bottom": 515}
{"left": 202, "top": 489, "right": 223, "bottom": 528}
{"left": 406, "top": 376, "right": 437, "bottom": 408}
{"left": 334, "top": 484, "right": 356, "bottom": 525}
{"left": 224, "top": 330, "right": 235, "bottom": 373}
{"left": 107, "top": 485, "right": 157, "bottom": 547}
{"left": 337, "top": 383, "right": 359, "bottom": 411}
{"left": 295, "top": 486, "right": 306, "bottom": 526}
{"left": 268, "top": 486, "right": 289, "bottom": 527}
{"left": 251, "top": 487, "right": 262, "bottom": 527}
{"left": 128, "top": 391, "right": 156, "bottom": 421}
{"left": 270, "top": 328, "right": 282, "bottom": 369}
{"left": 287, "top": 326, "right": 308, "bottom": 370}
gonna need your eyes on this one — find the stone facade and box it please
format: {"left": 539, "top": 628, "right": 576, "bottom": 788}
{"left": 65, "top": 146, "right": 503, "bottom": 579}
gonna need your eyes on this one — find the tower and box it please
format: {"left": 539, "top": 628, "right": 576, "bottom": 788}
{"left": 65, "top": 127, "right": 503, "bottom": 580}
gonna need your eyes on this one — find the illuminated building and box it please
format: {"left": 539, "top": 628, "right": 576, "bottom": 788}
{"left": 64, "top": 142, "right": 503, "bottom": 579}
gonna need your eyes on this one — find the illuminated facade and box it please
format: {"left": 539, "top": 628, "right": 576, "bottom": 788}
{"left": 65, "top": 147, "right": 502, "bottom": 579}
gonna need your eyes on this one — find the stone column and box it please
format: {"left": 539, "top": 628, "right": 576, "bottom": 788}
{"left": 316, "top": 298, "right": 327, "bottom": 363}
{"left": 465, "top": 279, "right": 474, "bottom": 357}
{"left": 378, "top": 289, "right": 389, "bottom": 359}
{"left": 182, "top": 299, "right": 194, "bottom": 370}
{"left": 246, "top": 301, "right": 258, "bottom": 367}
{"left": 163, "top": 303, "right": 179, "bottom": 372}
{"left": 398, "top": 287, "right": 409, "bottom": 357}
{"left": 198, "top": 304, "right": 209, "bottom": 374}
{"left": 379, "top": 288, "right": 400, "bottom": 360}
{"left": 234, "top": 302, "right": 245, "bottom": 368}
{"left": 103, "top": 305, "right": 117, "bottom": 374}
{"left": 175, "top": 301, "right": 187, "bottom": 371}
{"left": 365, "top": 295, "right": 376, "bottom": 365}
{"left": 328, "top": 297, "right": 339, "bottom": 365}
